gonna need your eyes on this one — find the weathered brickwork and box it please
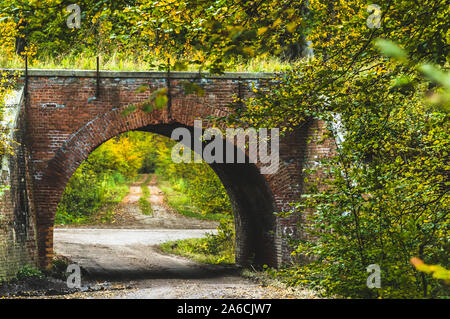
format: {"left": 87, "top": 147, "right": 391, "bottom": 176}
{"left": 0, "top": 70, "right": 333, "bottom": 278}
{"left": 0, "top": 90, "right": 38, "bottom": 280}
{"left": 285, "top": 119, "right": 337, "bottom": 264}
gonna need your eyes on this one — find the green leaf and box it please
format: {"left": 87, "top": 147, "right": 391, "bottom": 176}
{"left": 141, "top": 102, "right": 154, "bottom": 113}
{"left": 419, "top": 64, "right": 450, "bottom": 88}
{"left": 154, "top": 95, "right": 168, "bottom": 109}
{"left": 173, "top": 61, "right": 188, "bottom": 71}
{"left": 121, "top": 104, "right": 137, "bottom": 117}
{"left": 375, "top": 39, "right": 407, "bottom": 60}
{"left": 182, "top": 81, "right": 206, "bottom": 96}
{"left": 135, "top": 85, "right": 148, "bottom": 93}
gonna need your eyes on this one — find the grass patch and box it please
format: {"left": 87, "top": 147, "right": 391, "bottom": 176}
{"left": 141, "top": 183, "right": 150, "bottom": 198}
{"left": 16, "top": 265, "right": 44, "bottom": 280}
{"left": 160, "top": 218, "right": 235, "bottom": 265}
{"left": 83, "top": 181, "right": 130, "bottom": 224}
{"left": 93, "top": 205, "right": 117, "bottom": 224}
{"left": 138, "top": 196, "right": 153, "bottom": 216}
{"left": 138, "top": 175, "right": 153, "bottom": 216}
{"left": 160, "top": 237, "right": 235, "bottom": 265}
{"left": 0, "top": 50, "right": 296, "bottom": 73}
{"left": 157, "top": 176, "right": 228, "bottom": 221}
{"left": 55, "top": 173, "right": 134, "bottom": 225}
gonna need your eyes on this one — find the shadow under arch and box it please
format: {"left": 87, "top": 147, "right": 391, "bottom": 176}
{"left": 137, "top": 123, "right": 278, "bottom": 268}
{"left": 38, "top": 119, "right": 278, "bottom": 270}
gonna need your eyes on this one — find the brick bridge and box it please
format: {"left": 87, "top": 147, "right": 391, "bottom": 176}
{"left": 0, "top": 69, "right": 333, "bottom": 279}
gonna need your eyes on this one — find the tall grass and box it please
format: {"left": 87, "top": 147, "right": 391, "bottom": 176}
{"left": 0, "top": 50, "right": 157, "bottom": 71}
{"left": 160, "top": 237, "right": 235, "bottom": 265}
{"left": 157, "top": 175, "right": 228, "bottom": 221}
{"left": 0, "top": 49, "right": 296, "bottom": 73}
{"left": 138, "top": 196, "right": 153, "bottom": 216}
{"left": 55, "top": 171, "right": 131, "bottom": 225}
{"left": 139, "top": 176, "right": 153, "bottom": 216}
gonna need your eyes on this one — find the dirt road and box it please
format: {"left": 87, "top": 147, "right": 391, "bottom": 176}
{"left": 48, "top": 175, "right": 314, "bottom": 299}
{"left": 53, "top": 228, "right": 312, "bottom": 299}
{"left": 54, "top": 228, "right": 218, "bottom": 280}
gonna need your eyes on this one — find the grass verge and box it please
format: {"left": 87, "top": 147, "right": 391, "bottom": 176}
{"left": 156, "top": 176, "right": 228, "bottom": 221}
{"left": 55, "top": 173, "right": 139, "bottom": 225}
{"left": 159, "top": 237, "right": 234, "bottom": 265}
{"left": 0, "top": 50, "right": 296, "bottom": 73}
{"left": 138, "top": 175, "right": 153, "bottom": 216}
{"left": 138, "top": 196, "right": 153, "bottom": 216}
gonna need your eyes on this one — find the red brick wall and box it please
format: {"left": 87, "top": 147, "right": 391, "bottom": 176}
{"left": 0, "top": 91, "right": 38, "bottom": 280}
{"left": 11, "top": 70, "right": 333, "bottom": 270}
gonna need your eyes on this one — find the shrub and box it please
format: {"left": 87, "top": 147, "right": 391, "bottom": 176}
{"left": 16, "top": 265, "right": 44, "bottom": 280}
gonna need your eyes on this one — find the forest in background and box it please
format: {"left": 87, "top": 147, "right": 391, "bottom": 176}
{"left": 55, "top": 131, "right": 232, "bottom": 225}
{"left": 0, "top": 0, "right": 448, "bottom": 298}
{"left": 55, "top": 131, "right": 235, "bottom": 263}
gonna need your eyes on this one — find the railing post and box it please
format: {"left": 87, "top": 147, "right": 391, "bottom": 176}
{"left": 24, "top": 55, "right": 28, "bottom": 99}
{"left": 96, "top": 56, "right": 100, "bottom": 98}
{"left": 167, "top": 58, "right": 172, "bottom": 121}
{"left": 238, "top": 76, "right": 243, "bottom": 109}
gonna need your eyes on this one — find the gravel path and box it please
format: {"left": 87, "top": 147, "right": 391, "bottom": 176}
{"left": 59, "top": 174, "right": 218, "bottom": 229}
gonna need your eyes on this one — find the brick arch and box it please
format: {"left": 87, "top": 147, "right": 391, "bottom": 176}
{"left": 34, "top": 104, "right": 279, "bottom": 269}
{"left": 18, "top": 71, "right": 325, "bottom": 274}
